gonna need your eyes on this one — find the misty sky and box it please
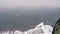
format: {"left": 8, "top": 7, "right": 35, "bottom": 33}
{"left": 0, "top": 0, "right": 60, "bottom": 7}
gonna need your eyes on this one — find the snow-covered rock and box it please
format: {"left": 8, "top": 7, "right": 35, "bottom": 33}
{"left": 25, "top": 29, "right": 35, "bottom": 34}
{"left": 35, "top": 22, "right": 44, "bottom": 29}
{"left": 35, "top": 22, "right": 53, "bottom": 34}
{"left": 25, "top": 22, "right": 53, "bottom": 34}
{"left": 43, "top": 25, "right": 53, "bottom": 34}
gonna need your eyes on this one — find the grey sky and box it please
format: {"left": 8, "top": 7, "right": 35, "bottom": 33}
{"left": 0, "top": 0, "right": 60, "bottom": 7}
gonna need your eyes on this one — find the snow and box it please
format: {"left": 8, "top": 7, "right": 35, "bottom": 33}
{"left": 1, "top": 31, "right": 9, "bottom": 34}
{"left": 0, "top": 22, "right": 53, "bottom": 34}
{"left": 14, "top": 30, "right": 24, "bottom": 34}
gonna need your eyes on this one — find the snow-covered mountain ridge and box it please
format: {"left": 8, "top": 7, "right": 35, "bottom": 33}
{"left": 0, "top": 22, "right": 53, "bottom": 34}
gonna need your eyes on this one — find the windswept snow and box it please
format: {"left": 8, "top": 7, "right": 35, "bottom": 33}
{"left": 0, "top": 22, "right": 53, "bottom": 34}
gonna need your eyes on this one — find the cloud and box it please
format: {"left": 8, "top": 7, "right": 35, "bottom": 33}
{"left": 0, "top": 0, "right": 60, "bottom": 7}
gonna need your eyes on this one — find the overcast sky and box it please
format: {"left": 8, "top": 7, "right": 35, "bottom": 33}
{"left": 0, "top": 0, "right": 60, "bottom": 7}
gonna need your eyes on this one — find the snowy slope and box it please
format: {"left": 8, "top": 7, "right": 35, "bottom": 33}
{"left": 0, "top": 22, "right": 53, "bottom": 34}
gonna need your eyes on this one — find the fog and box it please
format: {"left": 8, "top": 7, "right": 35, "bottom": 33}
{"left": 0, "top": 7, "right": 58, "bottom": 15}
{"left": 0, "top": 0, "right": 60, "bottom": 7}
